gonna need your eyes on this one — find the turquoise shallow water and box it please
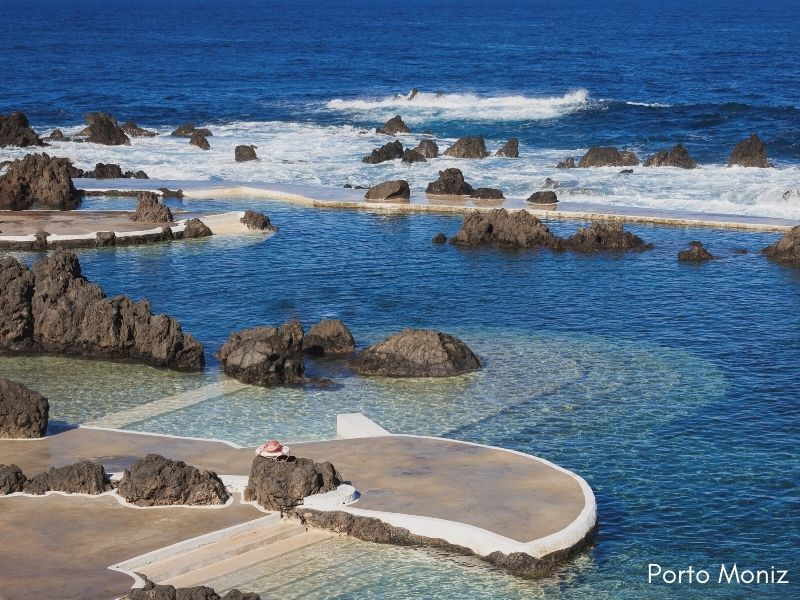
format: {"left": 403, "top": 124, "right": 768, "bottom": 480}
{"left": 2, "top": 198, "right": 798, "bottom": 597}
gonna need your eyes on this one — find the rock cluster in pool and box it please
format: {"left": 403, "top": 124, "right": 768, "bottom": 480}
{"left": 0, "top": 251, "right": 204, "bottom": 371}
{"left": 118, "top": 454, "right": 229, "bottom": 506}
{"left": 0, "top": 378, "right": 49, "bottom": 439}
{"left": 0, "top": 461, "right": 110, "bottom": 495}
{"left": 244, "top": 454, "right": 341, "bottom": 510}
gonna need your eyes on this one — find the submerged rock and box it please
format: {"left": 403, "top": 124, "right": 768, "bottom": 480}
{"left": 121, "top": 121, "right": 157, "bottom": 137}
{"left": 235, "top": 145, "right": 258, "bottom": 162}
{"left": 402, "top": 148, "right": 426, "bottom": 163}
{"left": 0, "top": 152, "right": 81, "bottom": 210}
{"left": 558, "top": 222, "right": 653, "bottom": 251}
{"left": 762, "top": 225, "right": 800, "bottom": 264}
{"left": 171, "top": 124, "right": 212, "bottom": 137}
{"left": 542, "top": 177, "right": 559, "bottom": 189}
{"left": 470, "top": 187, "right": 504, "bottom": 200}
{"left": 443, "top": 135, "right": 489, "bottom": 158}
{"left": 244, "top": 455, "right": 341, "bottom": 511}
{"left": 303, "top": 319, "right": 356, "bottom": 356}
{"left": 364, "top": 179, "right": 410, "bottom": 201}
{"left": 450, "top": 209, "right": 557, "bottom": 248}
{"left": 556, "top": 157, "right": 576, "bottom": 168}
{"left": 727, "top": 134, "right": 772, "bottom": 168}
{"left": 425, "top": 168, "right": 474, "bottom": 195}
{"left": 678, "top": 241, "right": 714, "bottom": 262}
{"left": 132, "top": 191, "right": 173, "bottom": 223}
{"left": 118, "top": 454, "right": 229, "bottom": 506}
{"left": 377, "top": 115, "right": 411, "bottom": 135}
{"left": 24, "top": 461, "right": 109, "bottom": 495}
{"left": 495, "top": 138, "right": 519, "bottom": 158}
{"left": 0, "top": 111, "right": 44, "bottom": 147}
{"left": 0, "top": 464, "right": 26, "bottom": 494}
{"left": 216, "top": 321, "right": 305, "bottom": 385}
{"left": 348, "top": 329, "right": 481, "bottom": 377}
{"left": 432, "top": 232, "right": 447, "bottom": 244}
{"left": 578, "top": 147, "right": 639, "bottom": 167}
{"left": 0, "top": 251, "right": 204, "bottom": 370}
{"left": 0, "top": 378, "right": 49, "bottom": 439}
{"left": 189, "top": 130, "right": 210, "bottom": 150}
{"left": 644, "top": 144, "right": 698, "bottom": 168}
{"left": 81, "top": 112, "right": 130, "bottom": 146}
{"left": 240, "top": 210, "right": 278, "bottom": 231}
{"left": 362, "top": 140, "right": 404, "bottom": 164}
{"left": 526, "top": 191, "right": 558, "bottom": 205}
{"left": 414, "top": 139, "right": 439, "bottom": 158}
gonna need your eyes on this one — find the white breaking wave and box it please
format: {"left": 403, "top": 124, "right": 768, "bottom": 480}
{"left": 326, "top": 89, "right": 590, "bottom": 122}
{"left": 625, "top": 101, "right": 672, "bottom": 108}
{"left": 1, "top": 119, "right": 799, "bottom": 220}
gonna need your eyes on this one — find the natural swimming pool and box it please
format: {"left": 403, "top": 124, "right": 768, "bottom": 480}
{"left": 1, "top": 197, "right": 797, "bottom": 598}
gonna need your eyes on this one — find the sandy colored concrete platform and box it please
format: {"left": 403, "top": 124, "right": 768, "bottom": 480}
{"left": 0, "top": 427, "right": 584, "bottom": 543}
{"left": 0, "top": 493, "right": 263, "bottom": 600}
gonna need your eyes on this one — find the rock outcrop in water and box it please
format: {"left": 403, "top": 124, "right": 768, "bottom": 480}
{"left": 23, "top": 461, "right": 110, "bottom": 495}
{"left": 376, "top": 115, "right": 410, "bottom": 135}
{"left": 402, "top": 148, "right": 426, "bottom": 163}
{"left": 189, "top": 130, "right": 210, "bottom": 150}
{"left": 362, "top": 140, "right": 404, "bottom": 164}
{"left": 495, "top": 138, "right": 519, "bottom": 158}
{"left": 0, "top": 152, "right": 81, "bottom": 210}
{"left": 526, "top": 191, "right": 558, "bottom": 205}
{"left": 470, "top": 187, "right": 504, "bottom": 199}
{"left": 121, "top": 121, "right": 157, "bottom": 137}
{"left": 0, "top": 378, "right": 49, "bottom": 439}
{"left": 727, "top": 134, "right": 772, "bottom": 168}
{"left": 450, "top": 209, "right": 557, "bottom": 248}
{"left": 123, "top": 581, "right": 262, "bottom": 600}
{"left": 118, "top": 454, "right": 229, "bottom": 506}
{"left": 183, "top": 218, "right": 213, "bottom": 238}
{"left": 426, "top": 168, "right": 474, "bottom": 195}
{"left": 762, "top": 225, "right": 800, "bottom": 264}
{"left": 240, "top": 210, "right": 278, "bottom": 231}
{"left": 88, "top": 162, "right": 149, "bottom": 179}
{"left": 216, "top": 321, "right": 305, "bottom": 385}
{"left": 303, "top": 319, "right": 356, "bottom": 355}
{"left": 171, "top": 124, "right": 212, "bottom": 137}
{"left": 0, "top": 251, "right": 204, "bottom": 370}
{"left": 644, "top": 144, "right": 698, "bottom": 168}
{"left": 80, "top": 112, "right": 130, "bottom": 146}
{"left": 414, "top": 139, "right": 438, "bottom": 158}
{"left": 556, "top": 157, "right": 576, "bottom": 168}
{"left": 132, "top": 191, "right": 174, "bottom": 223}
{"left": 0, "top": 464, "right": 27, "bottom": 494}
{"left": 432, "top": 232, "right": 447, "bottom": 244}
{"left": 235, "top": 145, "right": 258, "bottom": 162}
{"left": 443, "top": 135, "right": 489, "bottom": 158}
{"left": 578, "top": 147, "right": 639, "bottom": 167}
{"left": 364, "top": 179, "right": 410, "bottom": 201}
{"left": 557, "top": 222, "right": 653, "bottom": 251}
{"left": 678, "top": 241, "right": 714, "bottom": 262}
{"left": 347, "top": 329, "right": 481, "bottom": 377}
{"left": 0, "top": 111, "right": 43, "bottom": 147}
{"left": 44, "top": 129, "right": 67, "bottom": 141}
{"left": 244, "top": 455, "right": 341, "bottom": 510}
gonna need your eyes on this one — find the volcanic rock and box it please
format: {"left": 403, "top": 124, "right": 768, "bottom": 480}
{"left": 0, "top": 111, "right": 43, "bottom": 147}
{"left": 470, "top": 187, "right": 504, "bottom": 200}
{"left": 727, "top": 134, "right": 772, "bottom": 168}
{"left": 0, "top": 378, "right": 49, "bottom": 439}
{"left": 578, "top": 147, "right": 639, "bottom": 167}
{"left": 303, "top": 319, "right": 356, "bottom": 356}
{"left": 123, "top": 581, "right": 261, "bottom": 600}
{"left": 171, "top": 124, "right": 212, "bottom": 137}
{"left": 526, "top": 191, "right": 558, "bottom": 205}
{"left": 644, "top": 144, "right": 698, "bottom": 168}
{"left": 414, "top": 139, "right": 439, "bottom": 158}
{"left": 0, "top": 251, "right": 204, "bottom": 370}
{"left": 0, "top": 152, "right": 81, "bottom": 210}
{"left": 432, "top": 232, "right": 447, "bottom": 244}
{"left": 450, "top": 209, "right": 557, "bottom": 248}
{"left": 362, "top": 140, "right": 404, "bottom": 164}
{"left": 216, "top": 321, "right": 305, "bottom": 385}
{"left": 121, "top": 121, "right": 157, "bottom": 137}
{"left": 364, "top": 179, "right": 411, "bottom": 201}
{"left": 443, "top": 135, "right": 488, "bottom": 158}
{"left": 44, "top": 129, "right": 67, "bottom": 141}
{"left": 118, "top": 454, "right": 229, "bottom": 506}
{"left": 183, "top": 218, "right": 213, "bottom": 238}
{"left": 495, "top": 138, "right": 519, "bottom": 158}
{"left": 235, "top": 145, "right": 258, "bottom": 162}
{"left": 377, "top": 115, "right": 411, "bottom": 135}
{"left": 556, "top": 157, "right": 576, "bottom": 168}
{"left": 558, "top": 222, "right": 653, "bottom": 251}
{"left": 244, "top": 455, "right": 340, "bottom": 511}
{"left": 762, "top": 225, "right": 800, "bottom": 264}
{"left": 425, "top": 168, "right": 474, "bottom": 195}
{"left": 189, "top": 131, "right": 210, "bottom": 150}
{"left": 678, "top": 241, "right": 714, "bottom": 262}
{"left": 0, "top": 464, "right": 26, "bottom": 494}
{"left": 81, "top": 112, "right": 130, "bottom": 146}
{"left": 543, "top": 178, "right": 559, "bottom": 188}
{"left": 402, "top": 148, "right": 426, "bottom": 163}
{"left": 132, "top": 191, "right": 173, "bottom": 223}
{"left": 240, "top": 210, "right": 278, "bottom": 231}
{"left": 24, "top": 461, "right": 110, "bottom": 495}
{"left": 348, "top": 329, "right": 480, "bottom": 377}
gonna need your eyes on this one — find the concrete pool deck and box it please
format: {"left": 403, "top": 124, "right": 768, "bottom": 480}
{"left": 0, "top": 420, "right": 595, "bottom": 597}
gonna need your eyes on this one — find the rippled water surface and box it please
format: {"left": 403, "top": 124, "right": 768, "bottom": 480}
{"left": 2, "top": 198, "right": 798, "bottom": 597}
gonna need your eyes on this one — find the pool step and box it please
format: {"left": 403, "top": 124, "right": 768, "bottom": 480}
{"left": 141, "top": 518, "right": 331, "bottom": 587}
